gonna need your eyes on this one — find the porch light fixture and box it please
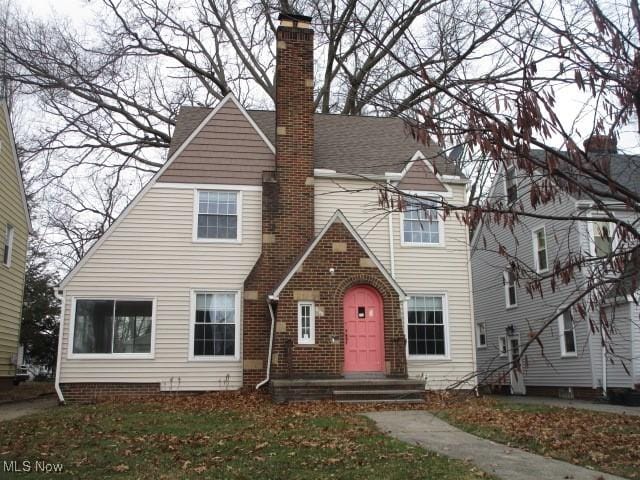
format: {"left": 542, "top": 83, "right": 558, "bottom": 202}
{"left": 505, "top": 324, "right": 516, "bottom": 336}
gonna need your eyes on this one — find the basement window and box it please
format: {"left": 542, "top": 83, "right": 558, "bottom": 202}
{"left": 71, "top": 299, "right": 154, "bottom": 357}
{"left": 298, "top": 301, "right": 315, "bottom": 345}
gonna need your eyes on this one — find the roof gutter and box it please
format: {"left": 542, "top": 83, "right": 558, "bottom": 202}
{"left": 53, "top": 289, "right": 66, "bottom": 404}
{"left": 256, "top": 297, "right": 277, "bottom": 390}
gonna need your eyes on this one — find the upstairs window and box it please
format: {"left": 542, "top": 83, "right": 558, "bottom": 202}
{"left": 477, "top": 322, "right": 487, "bottom": 348}
{"left": 407, "top": 295, "right": 447, "bottom": 357}
{"left": 402, "top": 198, "right": 441, "bottom": 245}
{"left": 558, "top": 310, "right": 577, "bottom": 357}
{"left": 3, "top": 224, "right": 14, "bottom": 267}
{"left": 505, "top": 165, "right": 518, "bottom": 203}
{"left": 196, "top": 191, "right": 239, "bottom": 241}
{"left": 592, "top": 221, "right": 614, "bottom": 257}
{"left": 72, "top": 299, "right": 153, "bottom": 355}
{"left": 504, "top": 269, "right": 517, "bottom": 308}
{"left": 532, "top": 226, "right": 548, "bottom": 273}
{"left": 297, "top": 301, "right": 315, "bottom": 345}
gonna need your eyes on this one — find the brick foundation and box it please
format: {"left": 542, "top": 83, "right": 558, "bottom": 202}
{"left": 60, "top": 383, "right": 161, "bottom": 404}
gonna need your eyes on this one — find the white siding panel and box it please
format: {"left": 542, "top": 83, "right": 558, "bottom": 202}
{"left": 59, "top": 186, "right": 262, "bottom": 391}
{"left": 315, "top": 179, "right": 476, "bottom": 389}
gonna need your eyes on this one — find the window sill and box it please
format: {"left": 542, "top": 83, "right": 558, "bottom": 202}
{"left": 408, "top": 355, "right": 451, "bottom": 361}
{"left": 505, "top": 304, "right": 518, "bottom": 310}
{"left": 535, "top": 268, "right": 549, "bottom": 275}
{"left": 499, "top": 354, "right": 507, "bottom": 358}
{"left": 68, "top": 353, "right": 154, "bottom": 360}
{"left": 477, "top": 345, "right": 487, "bottom": 349}
{"left": 188, "top": 355, "right": 241, "bottom": 362}
{"left": 297, "top": 342, "right": 315, "bottom": 346}
{"left": 560, "top": 352, "right": 578, "bottom": 358}
{"left": 192, "top": 238, "right": 241, "bottom": 244}
{"left": 400, "top": 242, "right": 445, "bottom": 248}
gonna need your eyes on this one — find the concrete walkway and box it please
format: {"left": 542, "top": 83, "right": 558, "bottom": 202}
{"left": 494, "top": 395, "right": 640, "bottom": 417}
{"left": 365, "top": 411, "right": 625, "bottom": 480}
{"left": 0, "top": 397, "right": 58, "bottom": 422}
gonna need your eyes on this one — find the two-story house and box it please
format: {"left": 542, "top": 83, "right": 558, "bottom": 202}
{"left": 0, "top": 100, "right": 31, "bottom": 386}
{"left": 54, "top": 13, "right": 476, "bottom": 403}
{"left": 471, "top": 140, "right": 639, "bottom": 399}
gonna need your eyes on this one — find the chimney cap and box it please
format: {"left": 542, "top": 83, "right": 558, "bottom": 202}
{"left": 278, "top": 12, "right": 312, "bottom": 23}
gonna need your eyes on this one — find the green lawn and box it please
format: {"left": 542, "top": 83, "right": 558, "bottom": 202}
{"left": 0, "top": 393, "right": 490, "bottom": 479}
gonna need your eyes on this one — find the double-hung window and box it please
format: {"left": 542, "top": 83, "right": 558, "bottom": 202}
{"left": 558, "top": 310, "right": 577, "bottom": 357}
{"left": 196, "top": 191, "right": 239, "bottom": 241}
{"left": 505, "top": 165, "right": 518, "bottom": 204}
{"left": 3, "top": 224, "right": 14, "bottom": 267}
{"left": 407, "top": 295, "right": 447, "bottom": 357}
{"left": 191, "top": 292, "right": 237, "bottom": 359}
{"left": 402, "top": 198, "right": 441, "bottom": 245}
{"left": 592, "top": 221, "right": 614, "bottom": 257}
{"left": 532, "top": 226, "right": 548, "bottom": 273}
{"left": 476, "top": 322, "right": 486, "bottom": 348}
{"left": 504, "top": 269, "right": 517, "bottom": 308}
{"left": 498, "top": 336, "right": 507, "bottom": 357}
{"left": 72, "top": 299, "right": 154, "bottom": 356}
{"left": 297, "top": 301, "right": 315, "bottom": 345}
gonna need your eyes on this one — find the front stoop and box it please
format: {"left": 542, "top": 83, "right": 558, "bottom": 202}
{"left": 270, "top": 378, "right": 426, "bottom": 403}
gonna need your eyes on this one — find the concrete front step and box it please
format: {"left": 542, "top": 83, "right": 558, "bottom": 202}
{"left": 333, "top": 389, "right": 425, "bottom": 403}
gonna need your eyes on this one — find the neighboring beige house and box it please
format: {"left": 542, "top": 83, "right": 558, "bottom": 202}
{"left": 0, "top": 101, "right": 31, "bottom": 386}
{"left": 55, "top": 13, "right": 476, "bottom": 403}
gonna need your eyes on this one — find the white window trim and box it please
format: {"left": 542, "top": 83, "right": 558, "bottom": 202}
{"left": 297, "top": 301, "right": 316, "bottom": 345}
{"left": 586, "top": 215, "right": 619, "bottom": 257}
{"left": 476, "top": 322, "right": 487, "bottom": 349}
{"left": 405, "top": 292, "right": 451, "bottom": 361}
{"left": 504, "top": 270, "right": 518, "bottom": 309}
{"left": 188, "top": 289, "right": 241, "bottom": 362}
{"left": 558, "top": 310, "right": 578, "bottom": 358}
{"left": 503, "top": 164, "right": 518, "bottom": 203}
{"left": 532, "top": 225, "right": 549, "bottom": 273}
{"left": 3, "top": 224, "right": 14, "bottom": 268}
{"left": 192, "top": 189, "right": 243, "bottom": 244}
{"left": 67, "top": 296, "right": 157, "bottom": 360}
{"left": 498, "top": 335, "right": 507, "bottom": 357}
{"left": 399, "top": 197, "right": 446, "bottom": 248}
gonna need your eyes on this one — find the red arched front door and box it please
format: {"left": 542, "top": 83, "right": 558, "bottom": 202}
{"left": 343, "top": 285, "right": 384, "bottom": 373}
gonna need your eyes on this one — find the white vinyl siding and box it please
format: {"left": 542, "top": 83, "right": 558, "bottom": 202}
{"left": 315, "top": 179, "right": 475, "bottom": 389}
{"left": 59, "top": 185, "right": 262, "bottom": 391}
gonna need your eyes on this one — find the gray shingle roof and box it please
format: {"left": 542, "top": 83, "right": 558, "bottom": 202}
{"left": 168, "top": 106, "right": 463, "bottom": 177}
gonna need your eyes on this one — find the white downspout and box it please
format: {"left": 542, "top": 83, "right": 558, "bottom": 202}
{"left": 256, "top": 299, "right": 276, "bottom": 390}
{"left": 387, "top": 180, "right": 396, "bottom": 278}
{"left": 602, "top": 341, "right": 608, "bottom": 397}
{"left": 54, "top": 289, "right": 66, "bottom": 404}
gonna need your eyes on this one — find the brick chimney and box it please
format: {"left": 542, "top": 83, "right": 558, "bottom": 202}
{"left": 275, "top": 12, "right": 315, "bottom": 252}
{"left": 583, "top": 134, "right": 617, "bottom": 154}
{"left": 242, "top": 13, "right": 315, "bottom": 387}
